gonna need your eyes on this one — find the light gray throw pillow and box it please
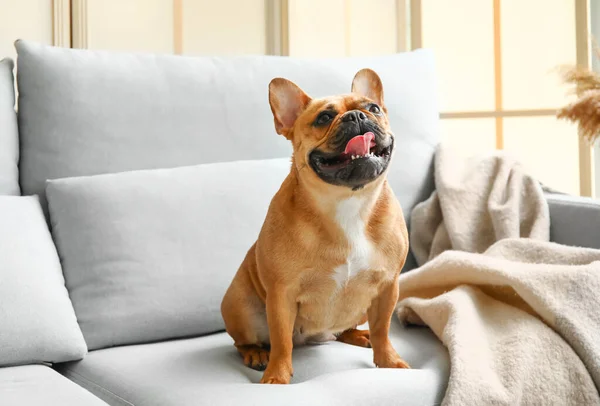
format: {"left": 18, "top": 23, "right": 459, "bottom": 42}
{"left": 46, "top": 159, "right": 291, "bottom": 350}
{"left": 0, "top": 58, "right": 19, "bottom": 195}
{"left": 0, "top": 196, "right": 87, "bottom": 366}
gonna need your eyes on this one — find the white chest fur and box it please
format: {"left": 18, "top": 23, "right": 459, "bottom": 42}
{"left": 332, "top": 196, "right": 374, "bottom": 287}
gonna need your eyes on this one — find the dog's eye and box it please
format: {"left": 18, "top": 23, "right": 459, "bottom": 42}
{"left": 315, "top": 112, "right": 333, "bottom": 126}
{"left": 368, "top": 104, "right": 381, "bottom": 115}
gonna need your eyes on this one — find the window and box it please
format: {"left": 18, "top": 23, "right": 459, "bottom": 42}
{"left": 412, "top": 0, "right": 590, "bottom": 196}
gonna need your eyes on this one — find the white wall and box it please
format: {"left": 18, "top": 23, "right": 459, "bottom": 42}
{"left": 0, "top": 0, "right": 55, "bottom": 60}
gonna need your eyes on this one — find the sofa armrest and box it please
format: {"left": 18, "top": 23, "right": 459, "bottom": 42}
{"left": 546, "top": 193, "right": 600, "bottom": 249}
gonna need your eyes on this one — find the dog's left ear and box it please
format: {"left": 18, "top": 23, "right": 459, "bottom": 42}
{"left": 269, "top": 78, "right": 312, "bottom": 140}
{"left": 351, "top": 69, "right": 384, "bottom": 107}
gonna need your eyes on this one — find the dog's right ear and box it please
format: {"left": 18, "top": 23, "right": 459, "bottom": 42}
{"left": 269, "top": 78, "right": 311, "bottom": 140}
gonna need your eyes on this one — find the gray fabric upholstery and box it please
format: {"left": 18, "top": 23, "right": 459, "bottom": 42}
{"left": 47, "top": 159, "right": 290, "bottom": 350}
{"left": 0, "top": 196, "right": 87, "bottom": 366}
{"left": 56, "top": 320, "right": 449, "bottom": 406}
{"left": 547, "top": 193, "right": 600, "bottom": 249}
{"left": 0, "top": 58, "right": 19, "bottom": 195}
{"left": 15, "top": 41, "right": 438, "bottom": 246}
{"left": 0, "top": 365, "right": 107, "bottom": 406}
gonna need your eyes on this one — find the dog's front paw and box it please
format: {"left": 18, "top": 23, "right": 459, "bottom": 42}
{"left": 260, "top": 375, "right": 290, "bottom": 384}
{"left": 377, "top": 356, "right": 411, "bottom": 369}
{"left": 260, "top": 363, "right": 293, "bottom": 384}
{"left": 374, "top": 349, "right": 411, "bottom": 369}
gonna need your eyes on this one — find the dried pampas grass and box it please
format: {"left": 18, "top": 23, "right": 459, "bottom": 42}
{"left": 557, "top": 90, "right": 600, "bottom": 145}
{"left": 557, "top": 47, "right": 600, "bottom": 145}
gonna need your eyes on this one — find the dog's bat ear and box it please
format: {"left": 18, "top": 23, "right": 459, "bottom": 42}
{"left": 269, "top": 78, "right": 311, "bottom": 139}
{"left": 351, "top": 68, "right": 384, "bottom": 108}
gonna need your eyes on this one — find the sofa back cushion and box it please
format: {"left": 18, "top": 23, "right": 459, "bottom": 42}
{"left": 16, "top": 41, "right": 438, "bottom": 232}
{"left": 0, "top": 196, "right": 87, "bottom": 366}
{"left": 0, "top": 58, "right": 19, "bottom": 195}
{"left": 47, "top": 159, "right": 290, "bottom": 350}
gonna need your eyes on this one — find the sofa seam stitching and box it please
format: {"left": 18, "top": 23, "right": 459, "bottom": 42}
{"left": 61, "top": 368, "right": 135, "bottom": 406}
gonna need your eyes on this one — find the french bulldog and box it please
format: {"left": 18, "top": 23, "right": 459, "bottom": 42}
{"left": 221, "top": 69, "right": 410, "bottom": 384}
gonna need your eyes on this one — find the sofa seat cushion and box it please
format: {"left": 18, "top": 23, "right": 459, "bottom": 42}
{"left": 0, "top": 365, "right": 108, "bottom": 405}
{"left": 56, "top": 320, "right": 449, "bottom": 406}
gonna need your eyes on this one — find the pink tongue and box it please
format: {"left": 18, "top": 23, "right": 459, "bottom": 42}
{"left": 344, "top": 132, "right": 375, "bottom": 156}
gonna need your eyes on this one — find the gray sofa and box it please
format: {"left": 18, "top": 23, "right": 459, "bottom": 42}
{"left": 0, "top": 41, "right": 598, "bottom": 406}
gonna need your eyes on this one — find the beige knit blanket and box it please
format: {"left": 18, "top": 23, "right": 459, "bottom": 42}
{"left": 396, "top": 145, "right": 600, "bottom": 405}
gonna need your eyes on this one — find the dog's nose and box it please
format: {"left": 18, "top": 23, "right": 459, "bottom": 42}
{"left": 341, "top": 110, "right": 367, "bottom": 123}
